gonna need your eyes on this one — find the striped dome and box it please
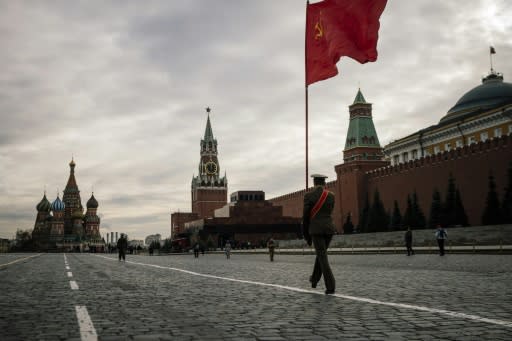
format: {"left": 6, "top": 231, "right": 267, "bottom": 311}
{"left": 36, "top": 194, "right": 51, "bottom": 212}
{"left": 51, "top": 196, "right": 65, "bottom": 211}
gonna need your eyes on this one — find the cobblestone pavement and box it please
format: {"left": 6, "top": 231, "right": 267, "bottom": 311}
{"left": 1, "top": 252, "right": 511, "bottom": 340}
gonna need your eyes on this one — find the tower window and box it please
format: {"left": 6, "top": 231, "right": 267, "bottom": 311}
{"left": 434, "top": 146, "right": 440, "bottom": 154}
{"left": 494, "top": 127, "right": 502, "bottom": 138}
{"left": 467, "top": 136, "right": 476, "bottom": 145}
{"left": 456, "top": 140, "right": 463, "bottom": 148}
{"left": 444, "top": 143, "right": 451, "bottom": 152}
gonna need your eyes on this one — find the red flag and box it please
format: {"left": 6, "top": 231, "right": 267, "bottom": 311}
{"left": 306, "top": 0, "right": 387, "bottom": 86}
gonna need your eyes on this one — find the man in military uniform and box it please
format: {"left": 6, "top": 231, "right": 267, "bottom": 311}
{"left": 303, "top": 174, "right": 336, "bottom": 294}
{"left": 117, "top": 234, "right": 128, "bottom": 262}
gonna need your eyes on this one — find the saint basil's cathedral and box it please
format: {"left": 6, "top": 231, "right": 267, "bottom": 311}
{"left": 32, "top": 159, "right": 104, "bottom": 251}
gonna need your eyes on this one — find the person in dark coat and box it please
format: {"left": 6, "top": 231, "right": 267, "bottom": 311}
{"left": 117, "top": 234, "right": 128, "bottom": 261}
{"left": 435, "top": 225, "right": 448, "bottom": 256}
{"left": 267, "top": 237, "right": 276, "bottom": 262}
{"left": 303, "top": 174, "right": 336, "bottom": 295}
{"left": 404, "top": 226, "right": 414, "bottom": 256}
{"left": 193, "top": 242, "right": 200, "bottom": 258}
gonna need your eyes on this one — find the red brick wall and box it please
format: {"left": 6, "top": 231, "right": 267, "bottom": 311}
{"left": 192, "top": 188, "right": 227, "bottom": 218}
{"left": 335, "top": 160, "right": 389, "bottom": 227}
{"left": 270, "top": 135, "right": 511, "bottom": 232}
{"left": 367, "top": 135, "right": 512, "bottom": 227}
{"left": 171, "top": 212, "right": 199, "bottom": 237}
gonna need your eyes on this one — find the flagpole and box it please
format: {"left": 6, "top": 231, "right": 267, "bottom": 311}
{"left": 305, "top": 86, "right": 309, "bottom": 190}
{"left": 490, "top": 47, "right": 494, "bottom": 72}
{"left": 305, "top": 0, "right": 310, "bottom": 190}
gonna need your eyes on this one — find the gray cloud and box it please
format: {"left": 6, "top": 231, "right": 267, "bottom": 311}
{"left": 1, "top": 0, "right": 511, "bottom": 239}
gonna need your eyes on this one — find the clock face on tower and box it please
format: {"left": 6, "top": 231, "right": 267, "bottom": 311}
{"left": 205, "top": 161, "right": 217, "bottom": 175}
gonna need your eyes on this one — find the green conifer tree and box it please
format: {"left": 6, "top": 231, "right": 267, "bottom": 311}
{"left": 429, "top": 189, "right": 443, "bottom": 228}
{"left": 412, "top": 191, "right": 426, "bottom": 228}
{"left": 455, "top": 189, "right": 469, "bottom": 226}
{"left": 443, "top": 174, "right": 457, "bottom": 227}
{"left": 502, "top": 162, "right": 512, "bottom": 223}
{"left": 368, "top": 189, "right": 389, "bottom": 232}
{"left": 359, "top": 193, "right": 370, "bottom": 233}
{"left": 402, "top": 194, "right": 413, "bottom": 228}
{"left": 390, "top": 200, "right": 402, "bottom": 231}
{"left": 482, "top": 173, "right": 502, "bottom": 225}
{"left": 343, "top": 214, "right": 354, "bottom": 234}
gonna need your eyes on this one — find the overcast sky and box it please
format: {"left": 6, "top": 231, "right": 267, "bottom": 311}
{"left": 1, "top": 0, "right": 510, "bottom": 241}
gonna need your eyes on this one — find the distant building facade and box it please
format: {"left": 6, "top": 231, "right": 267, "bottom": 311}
{"left": 145, "top": 234, "right": 161, "bottom": 246}
{"left": 171, "top": 212, "right": 199, "bottom": 238}
{"left": 31, "top": 159, "right": 104, "bottom": 251}
{"left": 385, "top": 71, "right": 512, "bottom": 165}
{"left": 185, "top": 190, "right": 301, "bottom": 248}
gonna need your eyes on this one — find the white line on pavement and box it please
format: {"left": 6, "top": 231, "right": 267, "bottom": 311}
{"left": 67, "top": 272, "right": 73, "bottom": 278}
{"left": 0, "top": 254, "right": 42, "bottom": 268}
{"left": 96, "top": 255, "right": 512, "bottom": 328}
{"left": 70, "top": 280, "right": 79, "bottom": 290}
{"left": 75, "top": 306, "right": 98, "bottom": 341}
{"left": 66, "top": 266, "right": 70, "bottom": 270}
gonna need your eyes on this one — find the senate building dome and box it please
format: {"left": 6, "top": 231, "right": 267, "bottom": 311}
{"left": 441, "top": 72, "right": 512, "bottom": 124}
{"left": 384, "top": 67, "right": 512, "bottom": 166}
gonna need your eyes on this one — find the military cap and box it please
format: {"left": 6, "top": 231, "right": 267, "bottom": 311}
{"left": 311, "top": 174, "right": 328, "bottom": 179}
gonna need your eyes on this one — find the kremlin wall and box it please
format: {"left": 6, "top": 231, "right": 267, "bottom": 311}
{"left": 271, "top": 135, "right": 511, "bottom": 232}
{"left": 270, "top": 69, "right": 512, "bottom": 232}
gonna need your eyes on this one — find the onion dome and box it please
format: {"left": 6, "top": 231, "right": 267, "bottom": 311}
{"left": 36, "top": 194, "right": 51, "bottom": 212}
{"left": 441, "top": 71, "right": 512, "bottom": 123}
{"left": 87, "top": 194, "right": 98, "bottom": 209}
{"left": 51, "top": 195, "right": 65, "bottom": 211}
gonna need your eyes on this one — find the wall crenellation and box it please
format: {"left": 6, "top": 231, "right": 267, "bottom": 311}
{"left": 367, "top": 134, "right": 510, "bottom": 179}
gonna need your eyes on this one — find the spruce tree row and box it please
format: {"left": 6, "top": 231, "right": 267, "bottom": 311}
{"left": 482, "top": 162, "right": 512, "bottom": 225}
{"left": 353, "top": 162, "right": 512, "bottom": 233}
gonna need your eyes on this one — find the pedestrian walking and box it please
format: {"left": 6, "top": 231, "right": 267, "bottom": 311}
{"left": 435, "top": 225, "right": 448, "bottom": 256}
{"left": 225, "top": 240, "right": 232, "bottom": 259}
{"left": 303, "top": 174, "right": 336, "bottom": 295}
{"left": 267, "top": 237, "right": 276, "bottom": 262}
{"left": 193, "top": 242, "right": 200, "bottom": 258}
{"left": 117, "top": 234, "right": 128, "bottom": 262}
{"left": 405, "top": 226, "right": 414, "bottom": 256}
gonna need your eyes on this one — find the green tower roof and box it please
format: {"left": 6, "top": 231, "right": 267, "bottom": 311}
{"left": 353, "top": 88, "right": 367, "bottom": 104}
{"left": 344, "top": 89, "right": 381, "bottom": 150}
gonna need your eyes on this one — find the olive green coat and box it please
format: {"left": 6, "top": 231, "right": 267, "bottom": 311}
{"left": 303, "top": 186, "right": 335, "bottom": 235}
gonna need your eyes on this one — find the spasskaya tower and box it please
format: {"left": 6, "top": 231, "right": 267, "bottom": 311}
{"left": 191, "top": 107, "right": 228, "bottom": 218}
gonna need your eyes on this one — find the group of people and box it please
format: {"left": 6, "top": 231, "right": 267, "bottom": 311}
{"left": 404, "top": 225, "right": 448, "bottom": 256}
{"left": 114, "top": 174, "right": 448, "bottom": 297}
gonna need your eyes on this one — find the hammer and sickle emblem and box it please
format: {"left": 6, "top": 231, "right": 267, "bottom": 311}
{"left": 314, "top": 21, "right": 324, "bottom": 40}
{"left": 314, "top": 11, "right": 324, "bottom": 40}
